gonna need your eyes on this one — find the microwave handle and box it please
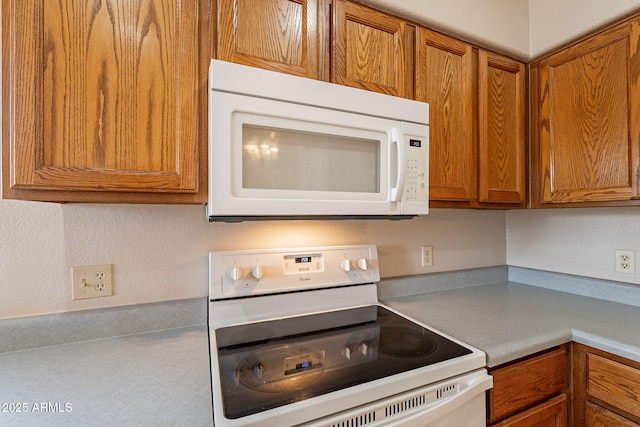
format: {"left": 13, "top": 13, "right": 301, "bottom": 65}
{"left": 390, "top": 128, "right": 406, "bottom": 202}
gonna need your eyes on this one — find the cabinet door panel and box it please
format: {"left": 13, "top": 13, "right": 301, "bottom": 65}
{"left": 415, "top": 27, "right": 474, "bottom": 201}
{"left": 588, "top": 353, "right": 640, "bottom": 419}
{"left": 3, "top": 0, "right": 203, "bottom": 199}
{"left": 572, "top": 343, "right": 640, "bottom": 427}
{"left": 478, "top": 50, "right": 526, "bottom": 204}
{"left": 587, "top": 402, "right": 640, "bottom": 427}
{"left": 333, "top": 0, "right": 406, "bottom": 96}
{"left": 217, "top": 0, "right": 320, "bottom": 78}
{"left": 538, "top": 19, "right": 640, "bottom": 203}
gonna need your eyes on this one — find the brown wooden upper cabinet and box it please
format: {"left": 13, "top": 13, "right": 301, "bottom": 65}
{"left": 217, "top": 0, "right": 326, "bottom": 80}
{"left": 478, "top": 50, "right": 526, "bottom": 205}
{"left": 415, "top": 27, "right": 475, "bottom": 203}
{"left": 2, "top": 0, "right": 209, "bottom": 203}
{"left": 531, "top": 17, "right": 640, "bottom": 206}
{"left": 415, "top": 28, "right": 526, "bottom": 207}
{"left": 332, "top": 0, "right": 409, "bottom": 97}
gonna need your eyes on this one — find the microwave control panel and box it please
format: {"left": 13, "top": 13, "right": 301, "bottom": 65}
{"left": 403, "top": 132, "right": 429, "bottom": 205}
{"left": 402, "top": 137, "right": 429, "bottom": 202}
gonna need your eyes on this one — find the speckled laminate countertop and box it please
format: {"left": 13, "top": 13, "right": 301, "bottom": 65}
{"left": 382, "top": 280, "right": 640, "bottom": 367}
{"left": 0, "top": 301, "right": 213, "bottom": 427}
{"left": 2, "top": 267, "right": 640, "bottom": 426}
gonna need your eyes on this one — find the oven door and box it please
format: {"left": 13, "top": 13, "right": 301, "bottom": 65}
{"left": 208, "top": 91, "right": 428, "bottom": 219}
{"left": 302, "top": 369, "right": 492, "bottom": 427}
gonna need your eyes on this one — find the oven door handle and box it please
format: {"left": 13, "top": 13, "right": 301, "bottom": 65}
{"left": 384, "top": 371, "right": 493, "bottom": 427}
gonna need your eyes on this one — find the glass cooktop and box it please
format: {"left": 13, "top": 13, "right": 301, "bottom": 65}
{"left": 214, "top": 305, "right": 472, "bottom": 419}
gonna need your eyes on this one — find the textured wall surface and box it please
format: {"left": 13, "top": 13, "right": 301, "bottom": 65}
{"left": 0, "top": 201, "right": 506, "bottom": 319}
{"left": 5, "top": 1, "right": 640, "bottom": 322}
{"left": 506, "top": 207, "right": 640, "bottom": 285}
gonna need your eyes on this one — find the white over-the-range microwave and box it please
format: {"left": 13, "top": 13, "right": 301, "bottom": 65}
{"left": 207, "top": 59, "right": 429, "bottom": 221}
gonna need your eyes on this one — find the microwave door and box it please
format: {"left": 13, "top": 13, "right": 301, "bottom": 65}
{"left": 208, "top": 91, "right": 427, "bottom": 218}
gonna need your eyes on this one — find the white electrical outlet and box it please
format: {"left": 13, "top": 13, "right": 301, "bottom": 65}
{"left": 72, "top": 264, "right": 114, "bottom": 300}
{"left": 615, "top": 250, "right": 635, "bottom": 274}
{"left": 422, "top": 246, "right": 433, "bottom": 267}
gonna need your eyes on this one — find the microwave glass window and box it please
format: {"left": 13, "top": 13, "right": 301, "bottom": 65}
{"left": 242, "top": 125, "right": 380, "bottom": 193}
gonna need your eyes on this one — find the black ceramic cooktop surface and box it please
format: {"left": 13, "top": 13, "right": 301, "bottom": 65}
{"left": 215, "top": 305, "right": 472, "bottom": 419}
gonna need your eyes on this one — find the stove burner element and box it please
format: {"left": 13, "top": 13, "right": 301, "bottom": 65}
{"left": 376, "top": 326, "right": 438, "bottom": 358}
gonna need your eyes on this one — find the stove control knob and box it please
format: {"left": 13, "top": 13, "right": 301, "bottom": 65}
{"left": 253, "top": 363, "right": 265, "bottom": 380}
{"left": 226, "top": 266, "right": 244, "bottom": 282}
{"left": 356, "top": 258, "right": 368, "bottom": 271}
{"left": 251, "top": 264, "right": 266, "bottom": 280}
{"left": 358, "top": 342, "right": 369, "bottom": 356}
{"left": 339, "top": 259, "right": 351, "bottom": 272}
{"left": 342, "top": 346, "right": 352, "bottom": 360}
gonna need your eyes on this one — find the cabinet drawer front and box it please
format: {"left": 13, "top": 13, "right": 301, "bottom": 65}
{"left": 588, "top": 353, "right": 640, "bottom": 419}
{"left": 488, "top": 347, "right": 567, "bottom": 422}
{"left": 490, "top": 394, "right": 567, "bottom": 427}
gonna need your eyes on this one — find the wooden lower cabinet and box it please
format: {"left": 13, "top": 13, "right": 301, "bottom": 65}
{"left": 487, "top": 345, "right": 569, "bottom": 426}
{"left": 573, "top": 343, "right": 640, "bottom": 426}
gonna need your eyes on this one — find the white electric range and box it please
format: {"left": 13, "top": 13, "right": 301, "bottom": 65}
{"left": 208, "top": 245, "right": 492, "bottom": 426}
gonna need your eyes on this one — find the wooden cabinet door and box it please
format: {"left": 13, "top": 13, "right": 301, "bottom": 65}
{"left": 2, "top": 0, "right": 208, "bottom": 203}
{"left": 478, "top": 50, "right": 526, "bottom": 205}
{"left": 217, "top": 0, "right": 325, "bottom": 79}
{"left": 333, "top": 0, "right": 407, "bottom": 97}
{"left": 586, "top": 403, "right": 640, "bottom": 427}
{"left": 415, "top": 27, "right": 475, "bottom": 202}
{"left": 537, "top": 18, "right": 640, "bottom": 204}
{"left": 573, "top": 343, "right": 640, "bottom": 427}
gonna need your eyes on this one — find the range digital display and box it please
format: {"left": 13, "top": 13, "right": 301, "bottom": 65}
{"left": 283, "top": 253, "right": 323, "bottom": 275}
{"left": 409, "top": 139, "right": 422, "bottom": 148}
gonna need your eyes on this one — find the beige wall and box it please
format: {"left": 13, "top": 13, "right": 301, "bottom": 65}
{"left": 506, "top": 207, "right": 640, "bottom": 285}
{"left": 0, "top": 201, "right": 506, "bottom": 319}
{"left": 5, "top": 1, "right": 640, "bottom": 321}
{"left": 528, "top": 0, "right": 640, "bottom": 59}
{"left": 361, "top": 0, "right": 640, "bottom": 59}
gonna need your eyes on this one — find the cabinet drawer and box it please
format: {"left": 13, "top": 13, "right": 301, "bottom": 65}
{"left": 488, "top": 346, "right": 567, "bottom": 423}
{"left": 490, "top": 394, "right": 567, "bottom": 427}
{"left": 588, "top": 353, "right": 640, "bottom": 419}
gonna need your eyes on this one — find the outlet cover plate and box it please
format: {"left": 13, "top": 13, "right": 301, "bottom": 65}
{"left": 422, "top": 246, "right": 433, "bottom": 267}
{"left": 615, "top": 250, "right": 635, "bottom": 274}
{"left": 72, "top": 264, "right": 113, "bottom": 300}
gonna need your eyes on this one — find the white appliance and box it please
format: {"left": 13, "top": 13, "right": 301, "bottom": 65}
{"left": 207, "top": 60, "right": 429, "bottom": 221}
{"left": 208, "top": 245, "right": 493, "bottom": 427}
